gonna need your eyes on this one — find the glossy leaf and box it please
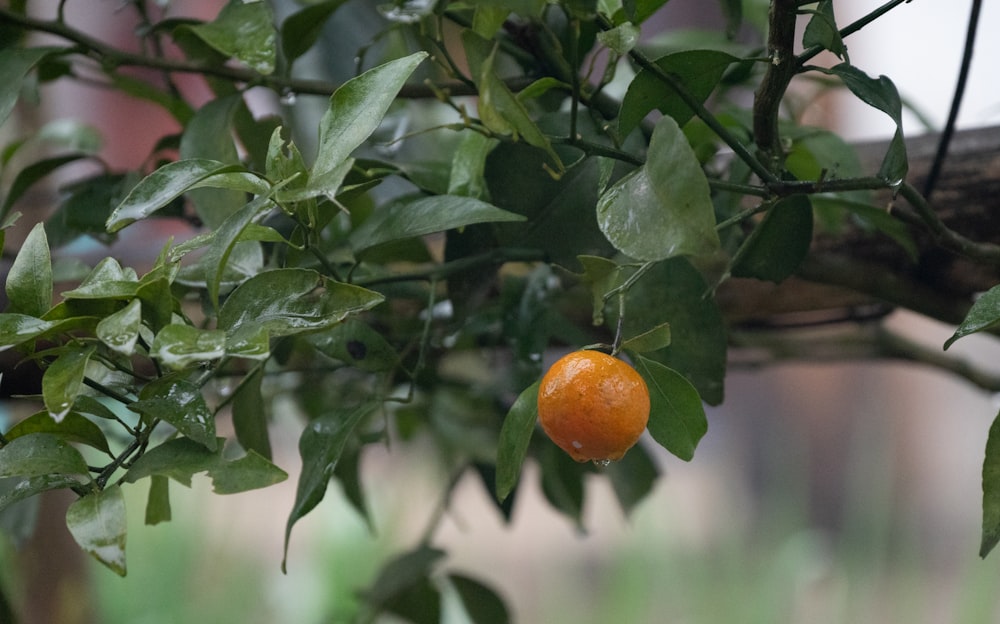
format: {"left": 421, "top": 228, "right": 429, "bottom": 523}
{"left": 619, "top": 50, "right": 738, "bottom": 140}
{"left": 730, "top": 194, "right": 814, "bottom": 283}
{"left": 0, "top": 474, "right": 86, "bottom": 514}
{"left": 65, "top": 485, "right": 127, "bottom": 576}
{"left": 186, "top": 0, "right": 276, "bottom": 74}
{"left": 204, "top": 192, "right": 276, "bottom": 310}
{"left": 945, "top": 284, "right": 1000, "bottom": 349}
{"left": 5, "top": 411, "right": 112, "bottom": 457}
{"left": 0, "top": 46, "right": 62, "bottom": 128}
{"left": 448, "top": 131, "right": 498, "bottom": 199}
{"left": 451, "top": 574, "right": 510, "bottom": 624}
{"left": 982, "top": 410, "right": 1000, "bottom": 557}
{"left": 6, "top": 222, "right": 52, "bottom": 316}
{"left": 218, "top": 269, "right": 384, "bottom": 341}
{"left": 150, "top": 324, "right": 227, "bottom": 369}
{"left": 308, "top": 319, "right": 398, "bottom": 373}
{"left": 633, "top": 355, "right": 708, "bottom": 461}
{"left": 495, "top": 381, "right": 539, "bottom": 502}
{"left": 0, "top": 432, "right": 91, "bottom": 480}
{"left": 350, "top": 194, "right": 525, "bottom": 254}
{"left": 598, "top": 115, "right": 719, "bottom": 261}
{"left": 42, "top": 347, "right": 95, "bottom": 422}
{"left": 280, "top": 0, "right": 349, "bottom": 67}
{"left": 180, "top": 94, "right": 246, "bottom": 229}
{"left": 123, "top": 437, "right": 287, "bottom": 494}
{"left": 0, "top": 314, "right": 58, "bottom": 351}
{"left": 231, "top": 366, "right": 272, "bottom": 460}
{"left": 96, "top": 298, "right": 141, "bottom": 356}
{"left": 130, "top": 376, "right": 217, "bottom": 451}
{"left": 283, "top": 402, "right": 378, "bottom": 571}
{"left": 106, "top": 159, "right": 244, "bottom": 232}
{"left": 313, "top": 52, "right": 427, "bottom": 178}
{"left": 621, "top": 322, "right": 672, "bottom": 353}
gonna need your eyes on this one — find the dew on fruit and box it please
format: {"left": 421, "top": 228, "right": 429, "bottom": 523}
{"left": 571, "top": 440, "right": 583, "bottom": 449}
{"left": 593, "top": 458, "right": 612, "bottom": 467}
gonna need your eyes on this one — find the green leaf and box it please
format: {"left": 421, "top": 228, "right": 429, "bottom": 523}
{"left": 448, "top": 131, "right": 498, "bottom": 199}
{"left": 0, "top": 314, "right": 55, "bottom": 350}
{"left": 450, "top": 574, "right": 511, "bottom": 624}
{"left": 598, "top": 115, "right": 720, "bottom": 261}
{"left": 363, "top": 546, "right": 445, "bottom": 624}
{"left": 6, "top": 222, "right": 52, "bottom": 316}
{"left": 218, "top": 269, "right": 384, "bottom": 343}
{"left": 42, "top": 347, "right": 95, "bottom": 423}
{"left": 313, "top": 52, "right": 428, "bottom": 178}
{"left": 802, "top": 0, "right": 847, "bottom": 60}
{"left": 619, "top": 50, "right": 738, "bottom": 140}
{"left": 231, "top": 366, "right": 272, "bottom": 460}
{"left": 5, "top": 411, "right": 112, "bottom": 457}
{"left": 633, "top": 355, "right": 708, "bottom": 461}
{"left": 0, "top": 153, "right": 91, "bottom": 220}
{"left": 0, "top": 474, "right": 86, "bottom": 514}
{"left": 145, "top": 474, "right": 172, "bottom": 525}
{"left": 150, "top": 324, "right": 227, "bottom": 369}
{"left": 470, "top": 35, "right": 563, "bottom": 173}
{"left": 65, "top": 485, "right": 127, "bottom": 576}
{"left": 130, "top": 376, "right": 217, "bottom": 451}
{"left": 575, "top": 255, "right": 623, "bottom": 326}
{"left": 0, "top": 432, "right": 91, "bottom": 480}
{"left": 180, "top": 94, "right": 247, "bottom": 229}
{"left": 540, "top": 440, "right": 589, "bottom": 528}
{"left": 106, "top": 159, "right": 244, "bottom": 232}
{"left": 123, "top": 437, "right": 287, "bottom": 494}
{"left": 730, "top": 194, "right": 814, "bottom": 283}
{"left": 495, "top": 381, "right": 539, "bottom": 502}
{"left": 283, "top": 402, "right": 377, "bottom": 571}
{"left": 597, "top": 23, "right": 640, "bottom": 56}
{"left": 621, "top": 322, "right": 672, "bottom": 353}
{"left": 0, "top": 46, "right": 63, "bottom": 128}
{"left": 616, "top": 258, "right": 726, "bottom": 404}
{"left": 827, "top": 63, "right": 907, "bottom": 182}
{"left": 811, "top": 196, "right": 917, "bottom": 261}
{"left": 307, "top": 319, "right": 399, "bottom": 373}
{"left": 280, "top": 0, "right": 349, "bottom": 67}
{"left": 96, "top": 298, "right": 142, "bottom": 356}
{"left": 350, "top": 195, "right": 525, "bottom": 255}
{"left": 945, "top": 284, "right": 1000, "bottom": 349}
{"left": 605, "top": 441, "right": 660, "bottom": 516}
{"left": 204, "top": 193, "right": 276, "bottom": 310}
{"left": 982, "top": 410, "right": 1000, "bottom": 557}
{"left": 186, "top": 0, "right": 276, "bottom": 74}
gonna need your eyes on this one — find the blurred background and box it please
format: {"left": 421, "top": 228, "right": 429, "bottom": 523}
{"left": 4, "top": 0, "right": 1000, "bottom": 622}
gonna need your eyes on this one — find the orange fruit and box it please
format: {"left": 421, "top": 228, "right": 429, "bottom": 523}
{"left": 537, "top": 350, "right": 650, "bottom": 463}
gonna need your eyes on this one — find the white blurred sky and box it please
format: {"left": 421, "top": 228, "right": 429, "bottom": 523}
{"left": 837, "top": 0, "right": 1000, "bottom": 139}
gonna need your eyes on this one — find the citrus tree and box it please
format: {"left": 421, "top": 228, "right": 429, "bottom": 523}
{"left": 1, "top": 0, "right": 999, "bottom": 620}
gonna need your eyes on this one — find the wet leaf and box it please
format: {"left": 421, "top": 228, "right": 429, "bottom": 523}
{"left": 123, "top": 437, "right": 286, "bottom": 494}
{"left": 308, "top": 319, "right": 398, "bottom": 373}
{"left": 106, "top": 159, "right": 244, "bottom": 232}
{"left": 231, "top": 366, "right": 272, "bottom": 460}
{"left": 186, "top": 0, "right": 276, "bottom": 74}
{"left": 598, "top": 115, "right": 719, "bottom": 261}
{"left": 150, "top": 324, "right": 227, "bottom": 370}
{"left": 42, "top": 347, "right": 95, "bottom": 423}
{"left": 218, "top": 268, "right": 384, "bottom": 341}
{"left": 350, "top": 194, "right": 524, "bottom": 255}
{"left": 66, "top": 485, "right": 127, "bottom": 576}
{"left": 5, "top": 411, "right": 112, "bottom": 456}
{"left": 96, "top": 298, "right": 142, "bottom": 356}
{"left": 0, "top": 432, "right": 91, "bottom": 480}
{"left": 130, "top": 376, "right": 217, "bottom": 451}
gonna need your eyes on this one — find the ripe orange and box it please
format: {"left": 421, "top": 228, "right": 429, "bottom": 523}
{"left": 537, "top": 350, "right": 650, "bottom": 463}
